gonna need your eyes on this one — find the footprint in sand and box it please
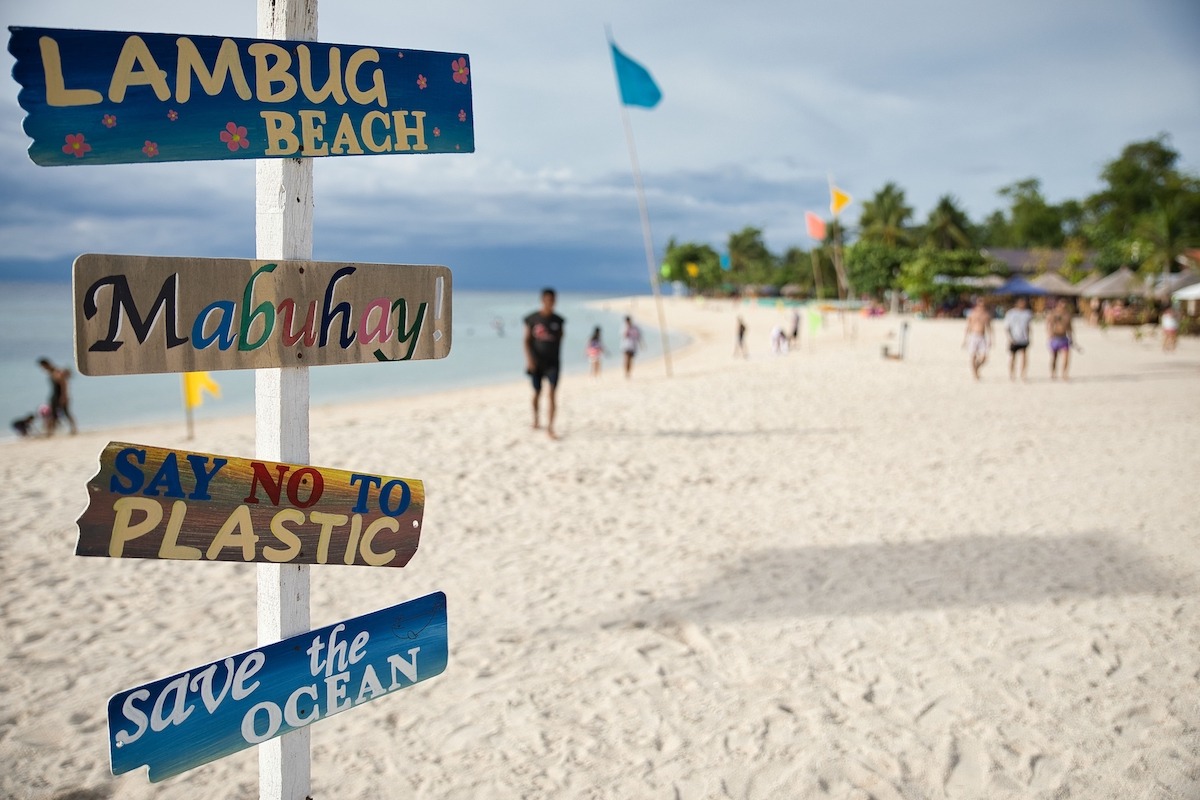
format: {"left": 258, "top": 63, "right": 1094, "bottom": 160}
{"left": 942, "top": 733, "right": 989, "bottom": 797}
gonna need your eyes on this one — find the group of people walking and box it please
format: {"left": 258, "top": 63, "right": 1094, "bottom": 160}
{"left": 963, "top": 297, "right": 1076, "bottom": 381}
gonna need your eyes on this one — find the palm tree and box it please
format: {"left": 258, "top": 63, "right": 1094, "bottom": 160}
{"left": 923, "top": 194, "right": 974, "bottom": 250}
{"left": 1134, "top": 193, "right": 1191, "bottom": 285}
{"left": 859, "top": 182, "right": 914, "bottom": 246}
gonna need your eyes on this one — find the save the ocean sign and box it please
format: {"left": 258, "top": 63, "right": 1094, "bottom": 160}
{"left": 109, "top": 592, "right": 448, "bottom": 782}
{"left": 8, "top": 26, "right": 474, "bottom": 166}
{"left": 73, "top": 254, "right": 452, "bottom": 375}
{"left": 77, "top": 441, "right": 426, "bottom": 568}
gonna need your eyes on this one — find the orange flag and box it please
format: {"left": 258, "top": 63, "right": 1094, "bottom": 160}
{"left": 805, "top": 212, "right": 827, "bottom": 241}
{"left": 830, "top": 185, "right": 852, "bottom": 217}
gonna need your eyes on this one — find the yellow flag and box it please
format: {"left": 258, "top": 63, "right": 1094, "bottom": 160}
{"left": 182, "top": 371, "right": 221, "bottom": 410}
{"left": 830, "top": 185, "right": 852, "bottom": 216}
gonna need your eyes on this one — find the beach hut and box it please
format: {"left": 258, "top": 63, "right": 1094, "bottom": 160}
{"left": 1031, "top": 272, "right": 1080, "bottom": 296}
{"left": 1073, "top": 270, "right": 1105, "bottom": 294}
{"left": 1174, "top": 281, "right": 1200, "bottom": 317}
{"left": 1147, "top": 269, "right": 1200, "bottom": 301}
{"left": 1080, "top": 266, "right": 1144, "bottom": 299}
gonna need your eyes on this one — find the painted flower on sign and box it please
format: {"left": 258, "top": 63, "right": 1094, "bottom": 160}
{"left": 452, "top": 58, "right": 469, "bottom": 84}
{"left": 167, "top": 109, "right": 178, "bottom": 121}
{"left": 433, "top": 127, "right": 441, "bottom": 138}
{"left": 142, "top": 141, "right": 159, "bottom": 158}
{"left": 102, "top": 114, "right": 116, "bottom": 128}
{"left": 220, "top": 122, "right": 249, "bottom": 151}
{"left": 62, "top": 133, "right": 91, "bottom": 158}
{"left": 458, "top": 109, "right": 466, "bottom": 122}
{"left": 416, "top": 74, "right": 427, "bottom": 90}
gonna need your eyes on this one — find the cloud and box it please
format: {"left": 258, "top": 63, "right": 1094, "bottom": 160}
{"left": 1, "top": 0, "right": 1198, "bottom": 290}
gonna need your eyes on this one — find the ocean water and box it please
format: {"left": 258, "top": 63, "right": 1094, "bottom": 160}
{"left": 1, "top": 282, "right": 684, "bottom": 442}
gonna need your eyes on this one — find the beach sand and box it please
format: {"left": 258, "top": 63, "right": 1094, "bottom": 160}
{"left": 1, "top": 297, "right": 1197, "bottom": 799}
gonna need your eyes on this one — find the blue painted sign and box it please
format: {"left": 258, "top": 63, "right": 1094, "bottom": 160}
{"left": 108, "top": 592, "right": 448, "bottom": 782}
{"left": 8, "top": 27, "right": 473, "bottom": 166}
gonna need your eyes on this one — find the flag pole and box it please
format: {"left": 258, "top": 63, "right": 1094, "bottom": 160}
{"left": 618, "top": 105, "right": 672, "bottom": 377}
{"left": 608, "top": 27, "right": 671, "bottom": 378}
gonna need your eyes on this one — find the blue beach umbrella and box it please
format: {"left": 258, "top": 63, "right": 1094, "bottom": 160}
{"left": 990, "top": 276, "right": 1050, "bottom": 296}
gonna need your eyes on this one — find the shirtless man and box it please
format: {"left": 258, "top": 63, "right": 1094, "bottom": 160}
{"left": 1046, "top": 299, "right": 1075, "bottom": 380}
{"left": 962, "top": 299, "right": 993, "bottom": 380}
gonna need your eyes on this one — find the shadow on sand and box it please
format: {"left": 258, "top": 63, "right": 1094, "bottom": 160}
{"left": 614, "top": 533, "right": 1187, "bottom": 622}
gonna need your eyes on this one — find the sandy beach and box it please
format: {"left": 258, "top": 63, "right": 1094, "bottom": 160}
{"left": 1, "top": 296, "right": 1198, "bottom": 800}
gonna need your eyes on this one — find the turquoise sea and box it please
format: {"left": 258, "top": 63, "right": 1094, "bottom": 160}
{"left": 0, "top": 282, "right": 685, "bottom": 443}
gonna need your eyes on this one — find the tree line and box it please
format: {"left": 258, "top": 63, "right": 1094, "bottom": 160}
{"left": 660, "top": 134, "right": 1200, "bottom": 303}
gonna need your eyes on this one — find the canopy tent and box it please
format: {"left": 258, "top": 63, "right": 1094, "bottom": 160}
{"left": 1148, "top": 270, "right": 1200, "bottom": 300}
{"left": 1173, "top": 282, "right": 1200, "bottom": 301}
{"left": 988, "top": 276, "right": 1050, "bottom": 296}
{"left": 1031, "top": 272, "right": 1080, "bottom": 295}
{"left": 1080, "top": 266, "right": 1145, "bottom": 299}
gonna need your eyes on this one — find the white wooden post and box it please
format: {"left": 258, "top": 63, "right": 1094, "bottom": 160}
{"left": 256, "top": 1, "right": 317, "bottom": 798}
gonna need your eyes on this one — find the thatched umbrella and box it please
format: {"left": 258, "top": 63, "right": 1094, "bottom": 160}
{"left": 1080, "top": 267, "right": 1144, "bottom": 299}
{"left": 1031, "top": 272, "right": 1080, "bottom": 296}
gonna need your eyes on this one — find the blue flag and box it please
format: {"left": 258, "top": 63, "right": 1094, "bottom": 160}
{"left": 610, "top": 42, "right": 662, "bottom": 108}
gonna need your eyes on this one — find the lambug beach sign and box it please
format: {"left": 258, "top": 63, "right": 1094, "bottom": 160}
{"left": 109, "top": 592, "right": 448, "bottom": 782}
{"left": 8, "top": 27, "right": 473, "bottom": 166}
{"left": 77, "top": 442, "right": 426, "bottom": 567}
{"left": 73, "top": 254, "right": 451, "bottom": 375}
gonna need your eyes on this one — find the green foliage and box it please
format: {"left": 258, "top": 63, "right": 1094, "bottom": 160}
{"left": 922, "top": 194, "right": 975, "bottom": 250}
{"left": 661, "top": 238, "right": 721, "bottom": 292}
{"left": 726, "top": 226, "right": 777, "bottom": 286}
{"left": 898, "top": 248, "right": 989, "bottom": 304}
{"left": 845, "top": 241, "right": 913, "bottom": 297}
{"left": 859, "top": 182, "right": 915, "bottom": 246}
{"left": 996, "top": 178, "right": 1066, "bottom": 247}
{"left": 660, "top": 135, "right": 1199, "bottom": 297}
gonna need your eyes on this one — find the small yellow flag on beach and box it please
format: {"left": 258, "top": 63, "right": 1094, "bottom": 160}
{"left": 830, "top": 185, "right": 852, "bottom": 217}
{"left": 182, "top": 371, "right": 221, "bottom": 410}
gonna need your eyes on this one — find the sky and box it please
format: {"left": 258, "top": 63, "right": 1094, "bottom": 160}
{"left": 1, "top": 0, "right": 1198, "bottom": 293}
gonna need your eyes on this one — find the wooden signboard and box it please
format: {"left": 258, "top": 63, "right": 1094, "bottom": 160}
{"left": 77, "top": 442, "right": 425, "bottom": 568}
{"left": 7, "top": 27, "right": 473, "bottom": 166}
{"left": 109, "top": 591, "right": 448, "bottom": 782}
{"left": 73, "top": 253, "right": 451, "bottom": 375}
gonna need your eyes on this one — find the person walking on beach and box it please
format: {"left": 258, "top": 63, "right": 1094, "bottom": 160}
{"left": 38, "top": 357, "right": 77, "bottom": 435}
{"left": 962, "top": 299, "right": 993, "bottom": 380}
{"left": 733, "top": 316, "right": 748, "bottom": 358}
{"left": 524, "top": 288, "right": 565, "bottom": 439}
{"left": 586, "top": 326, "right": 607, "bottom": 377}
{"left": 620, "top": 316, "right": 642, "bottom": 378}
{"left": 1003, "top": 296, "right": 1033, "bottom": 381}
{"left": 1161, "top": 307, "right": 1179, "bottom": 352}
{"left": 1046, "top": 298, "right": 1075, "bottom": 380}
{"left": 789, "top": 308, "right": 801, "bottom": 348}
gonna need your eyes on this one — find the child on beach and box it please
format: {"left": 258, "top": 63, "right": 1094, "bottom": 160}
{"left": 586, "top": 326, "right": 607, "bottom": 377}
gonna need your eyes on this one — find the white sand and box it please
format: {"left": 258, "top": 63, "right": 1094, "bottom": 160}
{"left": 1, "top": 297, "right": 1198, "bottom": 799}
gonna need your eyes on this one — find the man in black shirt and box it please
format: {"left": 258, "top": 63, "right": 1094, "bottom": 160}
{"left": 524, "top": 288, "right": 565, "bottom": 439}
